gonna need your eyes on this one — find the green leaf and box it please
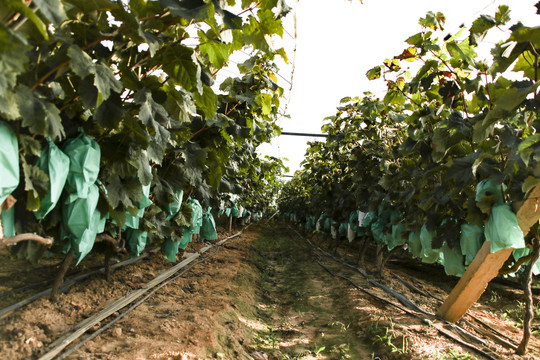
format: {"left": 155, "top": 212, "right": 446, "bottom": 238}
{"left": 95, "top": 93, "right": 124, "bottom": 128}
{"left": 160, "top": 0, "right": 208, "bottom": 21}
{"left": 0, "top": 42, "right": 29, "bottom": 93}
{"left": 16, "top": 86, "right": 65, "bottom": 140}
{"left": 23, "top": 162, "right": 50, "bottom": 212}
{"left": 383, "top": 90, "right": 407, "bottom": 106}
{"left": 474, "top": 81, "right": 540, "bottom": 142}
{"left": 366, "top": 66, "right": 382, "bottom": 80}
{"left": 137, "top": 151, "right": 153, "bottom": 186}
{"left": 135, "top": 89, "right": 170, "bottom": 126}
{"left": 469, "top": 14, "right": 496, "bottom": 46}
{"left": 446, "top": 39, "right": 476, "bottom": 62}
{"left": 19, "top": 134, "right": 43, "bottom": 157}
{"left": 105, "top": 175, "right": 140, "bottom": 208}
{"left": 78, "top": 78, "right": 98, "bottom": 108}
{"left": 419, "top": 11, "right": 445, "bottom": 31}
{"left": 94, "top": 63, "right": 123, "bottom": 102}
{"left": 193, "top": 84, "right": 217, "bottom": 119}
{"left": 223, "top": 10, "right": 242, "bottom": 29}
{"left": 495, "top": 5, "right": 511, "bottom": 24}
{"left": 0, "top": 90, "right": 20, "bottom": 120}
{"left": 33, "top": 0, "right": 67, "bottom": 26}
{"left": 68, "top": 45, "right": 95, "bottom": 78}
{"left": 138, "top": 24, "right": 160, "bottom": 57}
{"left": 518, "top": 134, "right": 540, "bottom": 166}
{"left": 159, "top": 45, "right": 202, "bottom": 93}
{"left": 199, "top": 38, "right": 231, "bottom": 69}
{"left": 4, "top": 0, "right": 48, "bottom": 39}
{"left": 510, "top": 25, "right": 540, "bottom": 49}
{"left": 522, "top": 176, "right": 540, "bottom": 197}
{"left": 255, "top": 93, "right": 272, "bottom": 115}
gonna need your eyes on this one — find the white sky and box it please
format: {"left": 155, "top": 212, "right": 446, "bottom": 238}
{"left": 256, "top": 0, "right": 540, "bottom": 176}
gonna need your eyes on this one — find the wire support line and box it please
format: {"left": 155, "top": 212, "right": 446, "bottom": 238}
{"left": 280, "top": 131, "right": 328, "bottom": 138}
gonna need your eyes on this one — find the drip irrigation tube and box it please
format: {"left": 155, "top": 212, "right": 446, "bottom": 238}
{"left": 56, "top": 247, "right": 222, "bottom": 360}
{"left": 38, "top": 228, "right": 247, "bottom": 360}
{"left": 291, "top": 227, "right": 500, "bottom": 360}
{"left": 0, "top": 253, "right": 150, "bottom": 320}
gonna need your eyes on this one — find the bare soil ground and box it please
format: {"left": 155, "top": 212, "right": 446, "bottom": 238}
{"left": 0, "top": 222, "right": 538, "bottom": 360}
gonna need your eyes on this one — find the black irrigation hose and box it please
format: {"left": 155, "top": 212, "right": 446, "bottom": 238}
{"left": 0, "top": 253, "right": 150, "bottom": 320}
{"left": 393, "top": 274, "right": 523, "bottom": 350}
{"left": 39, "top": 228, "right": 249, "bottom": 360}
{"left": 56, "top": 246, "right": 222, "bottom": 360}
{"left": 293, "top": 229, "right": 498, "bottom": 360}
{"left": 315, "top": 256, "right": 497, "bottom": 360}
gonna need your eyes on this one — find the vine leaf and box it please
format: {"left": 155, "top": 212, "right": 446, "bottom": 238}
{"left": 23, "top": 163, "right": 50, "bottom": 212}
{"left": 16, "top": 86, "right": 65, "bottom": 140}
{"left": 68, "top": 45, "right": 95, "bottom": 78}
{"left": 474, "top": 81, "right": 540, "bottom": 142}
{"left": 160, "top": 0, "right": 209, "bottom": 21}
{"left": 522, "top": 176, "right": 540, "bottom": 197}
{"left": 33, "top": 0, "right": 67, "bottom": 26}
{"left": 94, "top": 63, "right": 123, "bottom": 102}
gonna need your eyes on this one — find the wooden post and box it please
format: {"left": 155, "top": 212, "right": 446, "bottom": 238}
{"left": 437, "top": 173, "right": 540, "bottom": 322}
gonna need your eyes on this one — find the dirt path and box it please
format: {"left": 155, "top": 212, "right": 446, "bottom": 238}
{"left": 0, "top": 223, "right": 539, "bottom": 359}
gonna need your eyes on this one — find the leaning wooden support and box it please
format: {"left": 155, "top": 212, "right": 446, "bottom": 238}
{"left": 437, "top": 242, "right": 514, "bottom": 322}
{"left": 437, "top": 178, "right": 540, "bottom": 323}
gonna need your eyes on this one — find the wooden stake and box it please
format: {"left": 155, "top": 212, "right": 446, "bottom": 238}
{"left": 438, "top": 169, "right": 540, "bottom": 322}
{"left": 437, "top": 242, "right": 513, "bottom": 322}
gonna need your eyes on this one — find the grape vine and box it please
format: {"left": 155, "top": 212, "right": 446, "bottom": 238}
{"left": 0, "top": 0, "right": 288, "bottom": 265}
{"left": 279, "top": 5, "right": 540, "bottom": 277}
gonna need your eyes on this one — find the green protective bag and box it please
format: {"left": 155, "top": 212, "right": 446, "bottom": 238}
{"left": 188, "top": 198, "right": 203, "bottom": 235}
{"left": 231, "top": 204, "right": 239, "bottom": 217}
{"left": 349, "top": 211, "right": 359, "bottom": 233}
{"left": 408, "top": 231, "right": 422, "bottom": 258}
{"left": 371, "top": 218, "right": 387, "bottom": 245}
{"left": 420, "top": 224, "right": 441, "bottom": 264}
{"left": 165, "top": 189, "right": 184, "bottom": 220}
{"left": 475, "top": 178, "right": 505, "bottom": 205}
{"left": 225, "top": 208, "right": 231, "bottom": 217}
{"left": 323, "top": 217, "right": 331, "bottom": 232}
{"left": 460, "top": 223, "right": 483, "bottom": 265}
{"left": 442, "top": 242, "right": 465, "bottom": 277}
{"left": 124, "top": 183, "right": 152, "bottom": 229}
{"left": 304, "top": 216, "right": 311, "bottom": 232}
{"left": 485, "top": 204, "right": 525, "bottom": 253}
{"left": 1, "top": 205, "right": 16, "bottom": 238}
{"left": 363, "top": 211, "right": 377, "bottom": 228}
{"left": 513, "top": 248, "right": 540, "bottom": 275}
{"left": 34, "top": 140, "right": 70, "bottom": 219}
{"left": 201, "top": 207, "right": 218, "bottom": 241}
{"left": 126, "top": 228, "right": 148, "bottom": 257}
{"left": 162, "top": 237, "right": 180, "bottom": 262}
{"left": 62, "top": 184, "right": 102, "bottom": 264}
{"left": 389, "top": 222, "right": 407, "bottom": 250}
{"left": 0, "top": 121, "right": 19, "bottom": 206}
{"left": 62, "top": 131, "right": 101, "bottom": 199}
{"left": 179, "top": 227, "right": 194, "bottom": 250}
{"left": 338, "top": 222, "right": 348, "bottom": 236}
